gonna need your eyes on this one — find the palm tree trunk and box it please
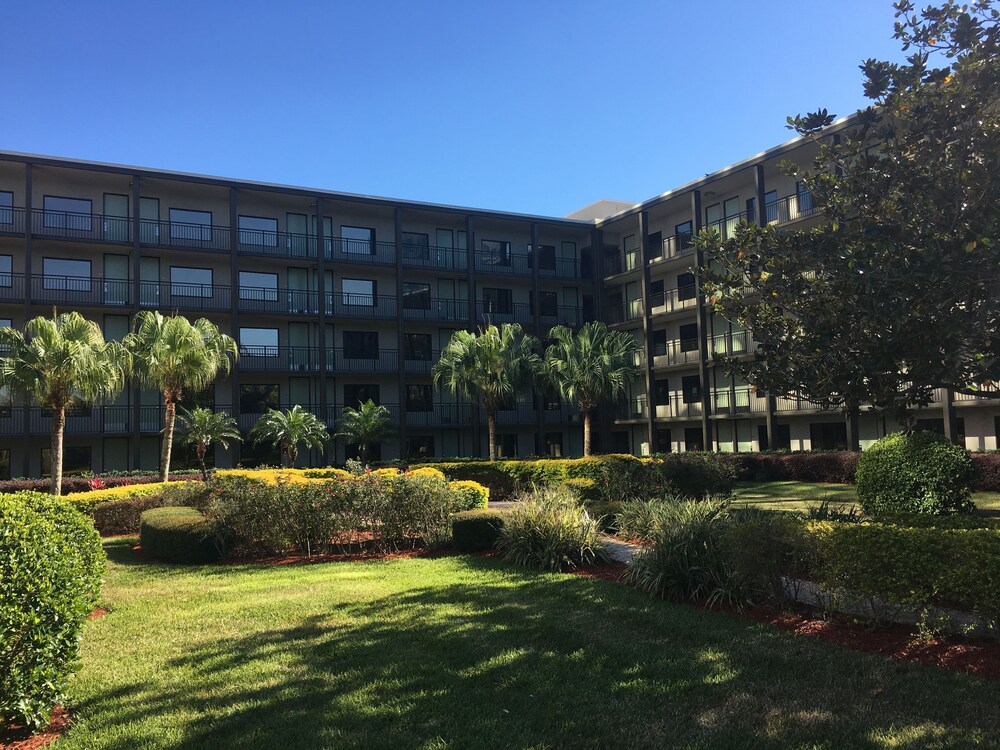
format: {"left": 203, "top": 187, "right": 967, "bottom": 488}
{"left": 161, "top": 397, "right": 176, "bottom": 482}
{"left": 50, "top": 405, "right": 66, "bottom": 496}
{"left": 197, "top": 443, "right": 208, "bottom": 482}
{"left": 487, "top": 411, "right": 497, "bottom": 461}
{"left": 287, "top": 444, "right": 298, "bottom": 467}
{"left": 582, "top": 409, "right": 592, "bottom": 457}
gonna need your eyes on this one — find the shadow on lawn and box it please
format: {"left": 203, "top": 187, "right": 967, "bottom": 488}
{"left": 79, "top": 556, "right": 1000, "bottom": 749}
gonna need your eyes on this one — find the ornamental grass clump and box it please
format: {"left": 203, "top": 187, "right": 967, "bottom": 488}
{"left": 616, "top": 496, "right": 687, "bottom": 541}
{"left": 498, "top": 485, "right": 608, "bottom": 572}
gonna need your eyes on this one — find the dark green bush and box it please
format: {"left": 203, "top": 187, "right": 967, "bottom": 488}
{"left": 1, "top": 492, "right": 105, "bottom": 729}
{"left": 616, "top": 497, "right": 686, "bottom": 541}
{"left": 89, "top": 496, "right": 166, "bottom": 535}
{"left": 139, "top": 506, "right": 224, "bottom": 563}
{"left": 452, "top": 509, "right": 508, "bottom": 552}
{"left": 424, "top": 462, "right": 519, "bottom": 501}
{"left": 653, "top": 453, "right": 736, "bottom": 499}
{"left": 855, "top": 431, "right": 975, "bottom": 515}
{"left": 564, "top": 454, "right": 655, "bottom": 502}
{"left": 722, "top": 509, "right": 812, "bottom": 604}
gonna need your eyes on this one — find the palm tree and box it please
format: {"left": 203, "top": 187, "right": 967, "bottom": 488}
{"left": 177, "top": 407, "right": 242, "bottom": 480}
{"left": 543, "top": 322, "right": 641, "bottom": 456}
{"left": 432, "top": 324, "right": 540, "bottom": 461}
{"left": 0, "top": 311, "right": 128, "bottom": 495}
{"left": 125, "top": 311, "right": 237, "bottom": 482}
{"left": 249, "top": 405, "right": 328, "bottom": 467}
{"left": 335, "top": 399, "right": 394, "bottom": 465}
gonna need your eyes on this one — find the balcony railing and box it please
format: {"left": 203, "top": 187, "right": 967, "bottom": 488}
{"left": 648, "top": 232, "right": 695, "bottom": 263}
{"left": 495, "top": 402, "right": 545, "bottom": 425}
{"left": 325, "top": 403, "right": 401, "bottom": 429}
{"left": 766, "top": 192, "right": 818, "bottom": 224}
{"left": 652, "top": 339, "right": 700, "bottom": 368}
{"left": 709, "top": 330, "right": 754, "bottom": 357}
{"left": 328, "top": 348, "right": 399, "bottom": 373}
{"left": 0, "top": 207, "right": 26, "bottom": 235}
{"left": 534, "top": 256, "right": 582, "bottom": 280}
{"left": 711, "top": 389, "right": 767, "bottom": 415}
{"left": 602, "top": 251, "right": 641, "bottom": 278}
{"left": 606, "top": 299, "right": 644, "bottom": 324}
{"left": 774, "top": 395, "right": 832, "bottom": 413}
{"left": 653, "top": 393, "right": 704, "bottom": 420}
{"left": 327, "top": 293, "right": 399, "bottom": 319}
{"left": 238, "top": 346, "right": 320, "bottom": 372}
{"left": 615, "top": 395, "right": 648, "bottom": 421}
{"left": 237, "top": 229, "right": 316, "bottom": 259}
{"left": 138, "top": 219, "right": 231, "bottom": 252}
{"left": 325, "top": 237, "right": 397, "bottom": 266}
{"left": 139, "top": 281, "right": 231, "bottom": 311}
{"left": 0, "top": 273, "right": 27, "bottom": 302}
{"left": 29, "top": 275, "right": 131, "bottom": 307}
{"left": 401, "top": 245, "right": 468, "bottom": 271}
{"left": 401, "top": 297, "right": 467, "bottom": 322}
{"left": 538, "top": 305, "right": 586, "bottom": 328}
{"left": 648, "top": 288, "right": 698, "bottom": 316}
{"left": 401, "top": 403, "right": 475, "bottom": 428}
{"left": 30, "top": 209, "right": 131, "bottom": 243}
{"left": 403, "top": 352, "right": 441, "bottom": 374}
{"left": 473, "top": 251, "right": 531, "bottom": 276}
{"left": 476, "top": 302, "right": 534, "bottom": 326}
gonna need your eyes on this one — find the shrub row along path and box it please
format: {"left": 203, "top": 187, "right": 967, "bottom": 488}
{"left": 54, "top": 538, "right": 1000, "bottom": 749}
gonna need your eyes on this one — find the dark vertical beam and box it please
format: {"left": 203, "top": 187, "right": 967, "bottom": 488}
{"left": 394, "top": 206, "right": 407, "bottom": 461}
{"left": 637, "top": 211, "right": 656, "bottom": 455}
{"left": 229, "top": 188, "right": 241, "bottom": 466}
{"left": 943, "top": 389, "right": 959, "bottom": 445}
{"left": 691, "top": 188, "right": 713, "bottom": 450}
{"left": 466, "top": 215, "right": 481, "bottom": 457}
{"left": 755, "top": 163, "right": 778, "bottom": 450}
{"left": 592, "top": 227, "right": 610, "bottom": 455}
{"left": 316, "top": 197, "right": 329, "bottom": 464}
{"left": 131, "top": 175, "right": 142, "bottom": 470}
{"left": 21, "top": 163, "right": 32, "bottom": 478}
{"left": 531, "top": 222, "right": 544, "bottom": 454}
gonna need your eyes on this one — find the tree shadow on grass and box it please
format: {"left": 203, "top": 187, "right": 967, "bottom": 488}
{"left": 75, "top": 556, "right": 1000, "bottom": 750}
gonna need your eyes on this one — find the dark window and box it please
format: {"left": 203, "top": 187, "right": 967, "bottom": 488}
{"left": 764, "top": 190, "right": 779, "bottom": 222}
{"left": 652, "top": 328, "right": 666, "bottom": 355}
{"left": 344, "top": 384, "right": 380, "bottom": 406}
{"left": 684, "top": 428, "right": 704, "bottom": 452}
{"left": 345, "top": 442, "right": 382, "bottom": 461}
{"left": 481, "top": 239, "right": 511, "bottom": 267}
{"left": 169, "top": 208, "right": 212, "bottom": 241}
{"left": 0, "top": 255, "right": 11, "bottom": 287}
{"left": 545, "top": 432, "right": 563, "bottom": 457}
{"left": 654, "top": 379, "right": 670, "bottom": 405}
{"left": 538, "top": 291, "right": 558, "bottom": 317}
{"left": 402, "top": 231, "right": 430, "bottom": 260}
{"left": 42, "top": 446, "right": 91, "bottom": 476}
{"left": 402, "top": 282, "right": 431, "bottom": 310}
{"left": 342, "top": 278, "right": 375, "bottom": 306}
{"left": 406, "top": 385, "right": 433, "bottom": 412}
{"left": 682, "top": 375, "right": 701, "bottom": 404}
{"left": 238, "top": 215, "right": 278, "bottom": 247}
{"left": 0, "top": 192, "right": 12, "bottom": 225}
{"left": 677, "top": 272, "right": 696, "bottom": 301}
{"left": 343, "top": 331, "right": 378, "bottom": 359}
{"left": 407, "top": 435, "right": 435, "bottom": 459}
{"left": 655, "top": 429, "right": 672, "bottom": 454}
{"left": 341, "top": 226, "right": 374, "bottom": 255}
{"left": 675, "top": 221, "right": 693, "bottom": 250}
{"left": 529, "top": 244, "right": 556, "bottom": 271}
{"left": 679, "top": 323, "right": 699, "bottom": 352}
{"left": 44, "top": 196, "right": 92, "bottom": 231}
{"left": 809, "top": 422, "right": 847, "bottom": 451}
{"left": 759, "top": 424, "right": 791, "bottom": 451}
{"left": 240, "top": 384, "right": 279, "bottom": 414}
{"left": 610, "top": 431, "right": 630, "bottom": 453}
{"left": 796, "top": 181, "right": 814, "bottom": 212}
{"left": 482, "top": 287, "right": 513, "bottom": 315}
{"left": 650, "top": 279, "right": 664, "bottom": 305}
{"left": 499, "top": 433, "right": 519, "bottom": 458}
{"left": 404, "top": 333, "right": 433, "bottom": 361}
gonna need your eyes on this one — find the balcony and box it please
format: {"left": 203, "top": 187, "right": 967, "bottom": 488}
{"left": 649, "top": 288, "right": 698, "bottom": 316}
{"left": 237, "top": 228, "right": 316, "bottom": 259}
{"left": 326, "top": 293, "right": 398, "bottom": 319}
{"left": 602, "top": 251, "right": 640, "bottom": 278}
{"left": 139, "top": 219, "right": 230, "bottom": 252}
{"left": 328, "top": 348, "right": 399, "bottom": 373}
{"left": 238, "top": 404, "right": 314, "bottom": 433}
{"left": 709, "top": 330, "right": 754, "bottom": 358}
{"left": 476, "top": 302, "right": 534, "bottom": 326}
{"left": 0, "top": 273, "right": 27, "bottom": 303}
{"left": 473, "top": 250, "right": 531, "bottom": 277}
{"left": 538, "top": 305, "right": 586, "bottom": 328}
{"left": 401, "top": 297, "right": 467, "bottom": 323}
{"left": 30, "top": 209, "right": 131, "bottom": 244}
{"left": 325, "top": 403, "right": 401, "bottom": 429}
{"left": 652, "top": 339, "right": 700, "bottom": 368}
{"left": 140, "top": 281, "right": 231, "bottom": 312}
{"left": 653, "top": 394, "right": 704, "bottom": 420}
{"left": 0, "top": 207, "right": 27, "bottom": 236}
{"left": 29, "top": 274, "right": 131, "bottom": 308}
{"left": 403, "top": 352, "right": 441, "bottom": 374}
{"left": 495, "top": 402, "right": 543, "bottom": 425}
{"left": 766, "top": 192, "right": 819, "bottom": 225}
{"left": 711, "top": 389, "right": 767, "bottom": 415}
{"left": 325, "top": 237, "right": 397, "bottom": 266}
{"left": 606, "top": 299, "right": 644, "bottom": 325}
{"left": 774, "top": 395, "right": 831, "bottom": 413}
{"left": 401, "top": 245, "right": 468, "bottom": 272}
{"left": 647, "top": 232, "right": 695, "bottom": 264}
{"left": 238, "top": 346, "right": 320, "bottom": 372}
{"left": 615, "top": 395, "right": 648, "bottom": 421}
{"left": 402, "top": 403, "right": 474, "bottom": 428}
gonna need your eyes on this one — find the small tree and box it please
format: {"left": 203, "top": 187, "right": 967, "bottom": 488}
{"left": 0, "top": 312, "right": 128, "bottom": 495}
{"left": 250, "top": 405, "right": 328, "bottom": 467}
{"left": 543, "top": 322, "right": 641, "bottom": 456}
{"left": 433, "top": 324, "right": 540, "bottom": 461}
{"left": 125, "top": 312, "right": 237, "bottom": 482}
{"left": 335, "top": 399, "right": 394, "bottom": 465}
{"left": 176, "top": 407, "right": 242, "bottom": 480}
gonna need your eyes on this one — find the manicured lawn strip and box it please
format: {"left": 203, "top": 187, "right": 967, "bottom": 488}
{"left": 61, "top": 539, "right": 1000, "bottom": 749}
{"left": 735, "top": 480, "right": 1000, "bottom": 514}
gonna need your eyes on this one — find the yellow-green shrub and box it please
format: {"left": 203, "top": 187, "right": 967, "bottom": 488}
{"left": 64, "top": 482, "right": 173, "bottom": 510}
{"left": 301, "top": 467, "right": 352, "bottom": 480}
{"left": 450, "top": 480, "right": 489, "bottom": 510}
{"left": 406, "top": 466, "right": 447, "bottom": 481}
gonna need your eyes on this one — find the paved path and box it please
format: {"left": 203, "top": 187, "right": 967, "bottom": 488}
{"left": 601, "top": 535, "right": 641, "bottom": 563}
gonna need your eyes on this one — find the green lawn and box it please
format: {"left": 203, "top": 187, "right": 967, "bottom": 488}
{"left": 57, "top": 539, "right": 1000, "bottom": 749}
{"left": 735, "top": 481, "right": 1000, "bottom": 515}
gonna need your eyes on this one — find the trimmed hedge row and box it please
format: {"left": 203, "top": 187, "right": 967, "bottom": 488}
{"left": 452, "top": 509, "right": 508, "bottom": 552}
{"left": 139, "top": 506, "right": 224, "bottom": 564}
{"left": 1, "top": 493, "right": 105, "bottom": 729}
{"left": 0, "top": 472, "right": 198, "bottom": 496}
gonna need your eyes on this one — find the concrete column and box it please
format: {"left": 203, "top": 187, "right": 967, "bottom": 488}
{"left": 691, "top": 189, "right": 713, "bottom": 450}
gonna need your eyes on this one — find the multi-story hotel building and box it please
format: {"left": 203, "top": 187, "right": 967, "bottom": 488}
{"left": 0, "top": 128, "right": 997, "bottom": 477}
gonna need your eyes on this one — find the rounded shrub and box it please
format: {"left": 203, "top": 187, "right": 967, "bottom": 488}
{"left": 449, "top": 480, "right": 490, "bottom": 511}
{"left": 452, "top": 509, "right": 508, "bottom": 552}
{"left": 856, "top": 431, "right": 975, "bottom": 515}
{"left": 139, "top": 506, "right": 224, "bottom": 563}
{"left": 1, "top": 492, "right": 105, "bottom": 729}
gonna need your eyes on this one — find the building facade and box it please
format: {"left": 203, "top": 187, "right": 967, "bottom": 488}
{"left": 0, "top": 130, "right": 997, "bottom": 477}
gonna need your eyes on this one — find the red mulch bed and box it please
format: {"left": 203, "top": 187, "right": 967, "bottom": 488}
{"left": 1, "top": 707, "right": 70, "bottom": 750}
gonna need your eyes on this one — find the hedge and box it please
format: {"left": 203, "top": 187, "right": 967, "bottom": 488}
{"left": 139, "top": 507, "right": 224, "bottom": 564}
{"left": 89, "top": 496, "right": 167, "bottom": 536}
{"left": 0, "top": 471, "right": 199, "bottom": 496}
{"left": 452, "top": 509, "right": 508, "bottom": 552}
{"left": 1, "top": 492, "right": 105, "bottom": 729}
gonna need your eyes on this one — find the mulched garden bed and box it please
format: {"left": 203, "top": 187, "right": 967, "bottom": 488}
{"left": 1, "top": 706, "right": 70, "bottom": 750}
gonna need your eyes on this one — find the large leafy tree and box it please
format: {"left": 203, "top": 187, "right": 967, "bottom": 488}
{"left": 125, "top": 311, "right": 237, "bottom": 481}
{"left": 432, "top": 324, "right": 540, "bottom": 461}
{"left": 250, "top": 405, "right": 328, "bottom": 467}
{"left": 699, "top": 0, "right": 1000, "bottom": 442}
{"left": 177, "top": 407, "right": 242, "bottom": 480}
{"left": 335, "top": 399, "right": 394, "bottom": 465}
{"left": 543, "top": 322, "right": 641, "bottom": 456}
{"left": 0, "top": 312, "right": 128, "bottom": 495}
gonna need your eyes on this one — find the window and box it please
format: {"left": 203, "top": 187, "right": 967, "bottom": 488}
{"left": 764, "top": 190, "right": 779, "bottom": 223}
{"left": 341, "top": 226, "right": 374, "bottom": 255}
{"left": 238, "top": 215, "right": 278, "bottom": 247}
{"left": 344, "top": 384, "right": 379, "bottom": 406}
{"left": 529, "top": 244, "right": 556, "bottom": 271}
{"left": 810, "top": 422, "right": 847, "bottom": 451}
{"left": 238, "top": 271, "right": 278, "bottom": 302}
{"left": 402, "top": 282, "right": 431, "bottom": 310}
{"left": 239, "top": 327, "right": 279, "bottom": 355}
{"left": 407, "top": 435, "right": 435, "bottom": 459}
{"left": 43, "top": 196, "right": 92, "bottom": 231}
{"left": 42, "top": 446, "right": 91, "bottom": 477}
{"left": 481, "top": 239, "right": 511, "bottom": 267}
{"left": 406, "top": 385, "right": 433, "bottom": 412}
{"left": 0, "top": 191, "right": 12, "bottom": 225}
{"left": 675, "top": 220, "right": 693, "bottom": 250}
{"left": 682, "top": 375, "right": 701, "bottom": 404}
{"left": 404, "top": 333, "right": 432, "bottom": 361}
{"left": 170, "top": 267, "right": 213, "bottom": 298}
{"left": 538, "top": 291, "right": 558, "bottom": 317}
{"left": 0, "top": 449, "right": 9, "bottom": 481}
{"left": 343, "top": 331, "right": 378, "bottom": 359}
{"left": 679, "top": 323, "right": 699, "bottom": 352}
{"left": 0, "top": 255, "right": 11, "bottom": 287}
{"left": 169, "top": 208, "right": 212, "bottom": 241}
{"left": 342, "top": 278, "right": 375, "bottom": 306}
{"left": 43, "top": 258, "right": 91, "bottom": 291}
{"left": 655, "top": 428, "right": 672, "bottom": 454}
{"left": 654, "top": 379, "right": 670, "bottom": 405}
{"left": 684, "top": 428, "right": 704, "bottom": 452}
{"left": 677, "top": 272, "right": 696, "bottom": 301}
{"left": 240, "top": 384, "right": 279, "bottom": 414}
{"left": 482, "top": 287, "right": 513, "bottom": 315}
{"left": 652, "top": 328, "right": 666, "bottom": 355}
{"left": 796, "top": 181, "right": 814, "bottom": 213}
{"left": 499, "top": 433, "right": 519, "bottom": 458}
{"left": 545, "top": 432, "right": 563, "bottom": 458}
{"left": 402, "top": 231, "right": 430, "bottom": 260}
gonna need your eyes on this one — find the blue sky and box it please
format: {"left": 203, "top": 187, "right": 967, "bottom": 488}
{"left": 4, "top": 1, "right": 903, "bottom": 216}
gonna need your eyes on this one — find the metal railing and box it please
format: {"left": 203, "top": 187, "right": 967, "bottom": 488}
{"left": 403, "top": 352, "right": 441, "bottom": 374}
{"left": 652, "top": 339, "right": 700, "bottom": 367}
{"left": 327, "top": 293, "right": 398, "bottom": 319}
{"left": 31, "top": 209, "right": 131, "bottom": 243}
{"left": 139, "top": 280, "right": 230, "bottom": 311}
{"left": 605, "top": 299, "right": 644, "bottom": 324}
{"left": 652, "top": 393, "right": 704, "bottom": 419}
{"left": 766, "top": 192, "right": 819, "bottom": 224}
{"left": 615, "top": 395, "right": 649, "bottom": 421}
{"left": 237, "top": 228, "right": 316, "bottom": 259}
{"left": 709, "top": 330, "right": 754, "bottom": 357}
{"left": 401, "top": 297, "right": 467, "bottom": 322}
{"left": 648, "top": 287, "right": 698, "bottom": 315}
{"left": 326, "top": 237, "right": 397, "bottom": 265}
{"left": 476, "top": 301, "right": 534, "bottom": 326}
{"left": 474, "top": 251, "right": 531, "bottom": 276}
{"left": 401, "top": 403, "right": 475, "bottom": 427}
{"left": 139, "top": 219, "right": 231, "bottom": 251}
{"left": 328, "top": 348, "right": 399, "bottom": 373}
{"left": 0, "top": 207, "right": 26, "bottom": 235}
{"left": 238, "top": 346, "right": 320, "bottom": 372}
{"left": 711, "top": 389, "right": 767, "bottom": 415}
{"left": 401, "top": 245, "right": 468, "bottom": 271}
{"left": 30, "top": 275, "right": 131, "bottom": 307}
